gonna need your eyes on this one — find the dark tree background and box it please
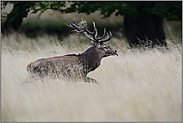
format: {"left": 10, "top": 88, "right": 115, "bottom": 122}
{"left": 1, "top": 1, "right": 65, "bottom": 30}
{"left": 1, "top": 1, "right": 182, "bottom": 48}
{"left": 64, "top": 2, "right": 182, "bottom": 48}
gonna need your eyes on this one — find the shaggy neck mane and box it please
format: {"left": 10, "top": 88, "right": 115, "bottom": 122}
{"left": 81, "top": 47, "right": 103, "bottom": 73}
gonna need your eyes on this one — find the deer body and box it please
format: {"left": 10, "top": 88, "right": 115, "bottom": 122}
{"left": 24, "top": 19, "right": 117, "bottom": 84}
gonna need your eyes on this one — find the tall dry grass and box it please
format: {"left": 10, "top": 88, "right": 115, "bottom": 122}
{"left": 1, "top": 33, "right": 182, "bottom": 122}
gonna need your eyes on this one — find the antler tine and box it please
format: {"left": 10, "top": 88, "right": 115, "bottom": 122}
{"left": 99, "top": 31, "right": 112, "bottom": 43}
{"left": 74, "top": 30, "right": 84, "bottom": 33}
{"left": 81, "top": 21, "right": 98, "bottom": 42}
{"left": 67, "top": 19, "right": 85, "bottom": 33}
{"left": 82, "top": 32, "right": 95, "bottom": 41}
{"left": 92, "top": 21, "right": 98, "bottom": 39}
{"left": 68, "top": 19, "right": 95, "bottom": 41}
{"left": 65, "top": 21, "right": 73, "bottom": 28}
{"left": 82, "top": 22, "right": 94, "bottom": 35}
{"left": 74, "top": 18, "right": 77, "bottom": 25}
{"left": 81, "top": 24, "right": 97, "bottom": 41}
{"left": 96, "top": 28, "right": 106, "bottom": 41}
{"left": 69, "top": 20, "right": 80, "bottom": 29}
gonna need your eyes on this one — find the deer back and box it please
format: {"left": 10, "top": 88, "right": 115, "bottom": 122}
{"left": 27, "top": 54, "right": 85, "bottom": 79}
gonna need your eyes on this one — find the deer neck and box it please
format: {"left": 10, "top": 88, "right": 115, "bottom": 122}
{"left": 81, "top": 47, "right": 103, "bottom": 73}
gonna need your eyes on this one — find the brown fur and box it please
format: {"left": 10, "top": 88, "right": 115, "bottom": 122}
{"left": 25, "top": 46, "right": 117, "bottom": 83}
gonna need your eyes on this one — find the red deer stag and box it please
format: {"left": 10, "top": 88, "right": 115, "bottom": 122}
{"left": 24, "top": 19, "right": 118, "bottom": 84}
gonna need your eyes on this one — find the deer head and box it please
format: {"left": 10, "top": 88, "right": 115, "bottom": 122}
{"left": 65, "top": 18, "right": 118, "bottom": 57}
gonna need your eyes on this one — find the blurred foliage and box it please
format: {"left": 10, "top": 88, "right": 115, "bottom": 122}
{"left": 1, "top": 1, "right": 66, "bottom": 29}
{"left": 20, "top": 18, "right": 123, "bottom": 39}
{"left": 65, "top": 1, "right": 182, "bottom": 21}
{"left": 20, "top": 19, "right": 68, "bottom": 36}
{"left": 19, "top": 18, "right": 181, "bottom": 43}
{"left": 1, "top": 1, "right": 181, "bottom": 28}
{"left": 2, "top": 2, "right": 35, "bottom": 23}
{"left": 1, "top": 1, "right": 182, "bottom": 46}
{"left": 1, "top": 1, "right": 66, "bottom": 19}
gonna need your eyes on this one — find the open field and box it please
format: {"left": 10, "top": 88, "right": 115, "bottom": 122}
{"left": 1, "top": 33, "right": 182, "bottom": 122}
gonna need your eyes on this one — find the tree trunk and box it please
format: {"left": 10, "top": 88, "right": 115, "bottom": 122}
{"left": 123, "top": 14, "right": 167, "bottom": 48}
{"left": 2, "top": 2, "right": 33, "bottom": 32}
{"left": 3, "top": 5, "right": 23, "bottom": 32}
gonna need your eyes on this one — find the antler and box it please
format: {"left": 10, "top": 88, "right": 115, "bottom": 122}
{"left": 98, "top": 31, "right": 112, "bottom": 43}
{"left": 65, "top": 18, "right": 112, "bottom": 43}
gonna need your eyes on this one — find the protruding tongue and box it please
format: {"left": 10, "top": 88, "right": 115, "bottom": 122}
{"left": 114, "top": 50, "right": 118, "bottom": 56}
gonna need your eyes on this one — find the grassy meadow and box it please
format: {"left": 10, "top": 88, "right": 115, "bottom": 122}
{"left": 1, "top": 5, "right": 182, "bottom": 122}
{"left": 1, "top": 33, "right": 182, "bottom": 122}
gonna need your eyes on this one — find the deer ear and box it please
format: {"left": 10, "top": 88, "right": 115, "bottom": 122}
{"left": 90, "top": 40, "right": 101, "bottom": 47}
{"left": 96, "top": 43, "right": 101, "bottom": 48}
